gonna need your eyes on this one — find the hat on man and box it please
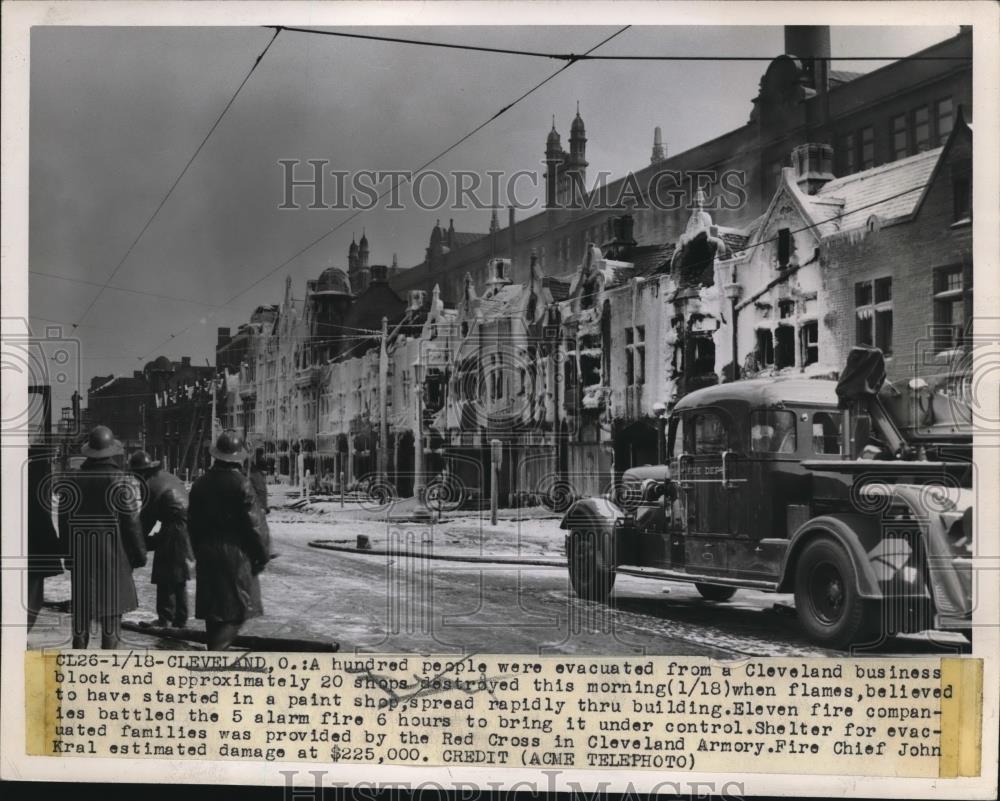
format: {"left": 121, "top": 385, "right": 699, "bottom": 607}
{"left": 81, "top": 425, "right": 123, "bottom": 458}
{"left": 210, "top": 429, "right": 248, "bottom": 464}
{"left": 128, "top": 450, "right": 161, "bottom": 472}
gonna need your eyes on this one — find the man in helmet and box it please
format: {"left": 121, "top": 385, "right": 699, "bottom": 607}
{"left": 188, "top": 429, "right": 271, "bottom": 650}
{"left": 129, "top": 450, "right": 193, "bottom": 628}
{"left": 58, "top": 425, "right": 147, "bottom": 648}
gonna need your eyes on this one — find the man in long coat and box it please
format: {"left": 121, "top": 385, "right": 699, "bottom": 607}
{"left": 188, "top": 430, "right": 271, "bottom": 650}
{"left": 58, "top": 426, "right": 146, "bottom": 649}
{"left": 27, "top": 448, "right": 63, "bottom": 631}
{"left": 248, "top": 453, "right": 269, "bottom": 515}
{"left": 130, "top": 450, "right": 193, "bottom": 627}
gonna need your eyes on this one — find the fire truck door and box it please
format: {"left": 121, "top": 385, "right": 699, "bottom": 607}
{"left": 681, "top": 410, "right": 737, "bottom": 576}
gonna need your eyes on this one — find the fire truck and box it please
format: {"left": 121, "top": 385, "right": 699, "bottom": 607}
{"left": 560, "top": 348, "right": 973, "bottom": 648}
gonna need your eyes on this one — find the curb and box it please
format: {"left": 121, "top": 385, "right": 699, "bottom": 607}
{"left": 308, "top": 539, "right": 566, "bottom": 568}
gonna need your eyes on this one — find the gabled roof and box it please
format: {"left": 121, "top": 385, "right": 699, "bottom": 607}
{"left": 629, "top": 243, "right": 676, "bottom": 277}
{"left": 828, "top": 69, "right": 864, "bottom": 86}
{"left": 341, "top": 282, "right": 407, "bottom": 336}
{"left": 801, "top": 147, "right": 942, "bottom": 235}
{"left": 476, "top": 284, "right": 525, "bottom": 321}
{"left": 719, "top": 230, "right": 750, "bottom": 254}
{"left": 543, "top": 276, "right": 570, "bottom": 302}
{"left": 449, "top": 231, "right": 487, "bottom": 249}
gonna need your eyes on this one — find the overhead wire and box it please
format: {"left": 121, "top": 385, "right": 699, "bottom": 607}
{"left": 48, "top": 24, "right": 966, "bottom": 369}
{"left": 31, "top": 270, "right": 222, "bottom": 308}
{"left": 48, "top": 24, "right": 962, "bottom": 326}
{"left": 273, "top": 25, "right": 971, "bottom": 62}
{"left": 136, "top": 25, "right": 632, "bottom": 361}
{"left": 70, "top": 27, "right": 282, "bottom": 331}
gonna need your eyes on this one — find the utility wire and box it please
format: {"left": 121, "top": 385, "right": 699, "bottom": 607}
{"left": 71, "top": 27, "right": 282, "bottom": 331}
{"left": 273, "top": 25, "right": 971, "bottom": 62}
{"left": 138, "top": 25, "right": 631, "bottom": 361}
{"left": 60, "top": 182, "right": 938, "bottom": 396}
{"left": 31, "top": 270, "right": 221, "bottom": 308}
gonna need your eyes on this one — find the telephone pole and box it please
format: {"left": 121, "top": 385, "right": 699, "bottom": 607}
{"left": 377, "top": 315, "right": 389, "bottom": 482}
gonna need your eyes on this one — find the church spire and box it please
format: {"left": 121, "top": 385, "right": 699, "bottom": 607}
{"left": 650, "top": 126, "right": 666, "bottom": 165}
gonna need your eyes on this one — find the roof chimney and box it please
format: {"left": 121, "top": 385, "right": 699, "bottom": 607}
{"left": 370, "top": 264, "right": 389, "bottom": 284}
{"left": 791, "top": 143, "right": 834, "bottom": 195}
{"left": 784, "top": 25, "right": 830, "bottom": 93}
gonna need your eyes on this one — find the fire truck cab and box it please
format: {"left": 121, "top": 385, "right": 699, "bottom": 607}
{"left": 560, "top": 348, "right": 973, "bottom": 649}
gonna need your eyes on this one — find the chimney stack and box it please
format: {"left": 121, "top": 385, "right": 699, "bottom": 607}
{"left": 784, "top": 25, "right": 830, "bottom": 93}
{"left": 791, "top": 143, "right": 835, "bottom": 195}
{"left": 370, "top": 264, "right": 389, "bottom": 284}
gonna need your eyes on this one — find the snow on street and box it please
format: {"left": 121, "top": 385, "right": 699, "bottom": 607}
{"left": 28, "top": 493, "right": 970, "bottom": 657}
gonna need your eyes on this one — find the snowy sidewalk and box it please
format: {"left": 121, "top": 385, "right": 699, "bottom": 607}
{"left": 270, "top": 497, "right": 568, "bottom": 565}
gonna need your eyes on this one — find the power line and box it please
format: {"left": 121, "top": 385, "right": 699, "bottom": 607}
{"left": 71, "top": 27, "right": 282, "bottom": 331}
{"left": 29, "top": 315, "right": 123, "bottom": 333}
{"left": 138, "top": 25, "right": 631, "bottom": 361}
{"left": 273, "top": 25, "right": 971, "bottom": 62}
{"left": 31, "top": 270, "right": 221, "bottom": 308}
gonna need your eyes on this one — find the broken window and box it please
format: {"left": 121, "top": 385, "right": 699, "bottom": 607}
{"left": 855, "top": 278, "right": 893, "bottom": 355}
{"left": 775, "top": 325, "right": 795, "bottom": 369}
{"left": 778, "top": 299, "right": 796, "bottom": 319}
{"left": 755, "top": 329, "right": 774, "bottom": 367}
{"left": 625, "top": 326, "right": 646, "bottom": 385}
{"left": 777, "top": 228, "right": 792, "bottom": 268}
{"left": 800, "top": 321, "right": 819, "bottom": 366}
{"left": 690, "top": 335, "right": 715, "bottom": 375}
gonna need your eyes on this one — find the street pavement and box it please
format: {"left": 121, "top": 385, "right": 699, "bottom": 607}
{"left": 28, "top": 497, "right": 970, "bottom": 657}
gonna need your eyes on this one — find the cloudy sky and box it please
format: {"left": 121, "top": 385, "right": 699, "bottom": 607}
{"left": 28, "top": 24, "right": 958, "bottom": 411}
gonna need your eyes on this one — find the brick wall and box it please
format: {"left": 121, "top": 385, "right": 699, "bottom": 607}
{"left": 821, "top": 128, "right": 972, "bottom": 382}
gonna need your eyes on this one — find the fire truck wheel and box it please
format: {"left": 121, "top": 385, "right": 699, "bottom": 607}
{"left": 695, "top": 583, "right": 738, "bottom": 602}
{"left": 794, "top": 536, "right": 871, "bottom": 649}
{"left": 568, "top": 529, "right": 616, "bottom": 603}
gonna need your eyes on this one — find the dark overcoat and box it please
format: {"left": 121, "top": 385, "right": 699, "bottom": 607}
{"left": 249, "top": 467, "right": 269, "bottom": 514}
{"left": 28, "top": 456, "right": 64, "bottom": 579}
{"left": 188, "top": 463, "right": 271, "bottom": 623}
{"left": 141, "top": 469, "right": 194, "bottom": 585}
{"left": 58, "top": 457, "right": 147, "bottom": 619}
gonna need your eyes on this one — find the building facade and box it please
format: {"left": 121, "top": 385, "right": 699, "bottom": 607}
{"left": 209, "top": 25, "right": 973, "bottom": 503}
{"left": 391, "top": 26, "right": 971, "bottom": 305}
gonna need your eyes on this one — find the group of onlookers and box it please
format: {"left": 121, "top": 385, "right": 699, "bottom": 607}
{"left": 28, "top": 425, "right": 272, "bottom": 650}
